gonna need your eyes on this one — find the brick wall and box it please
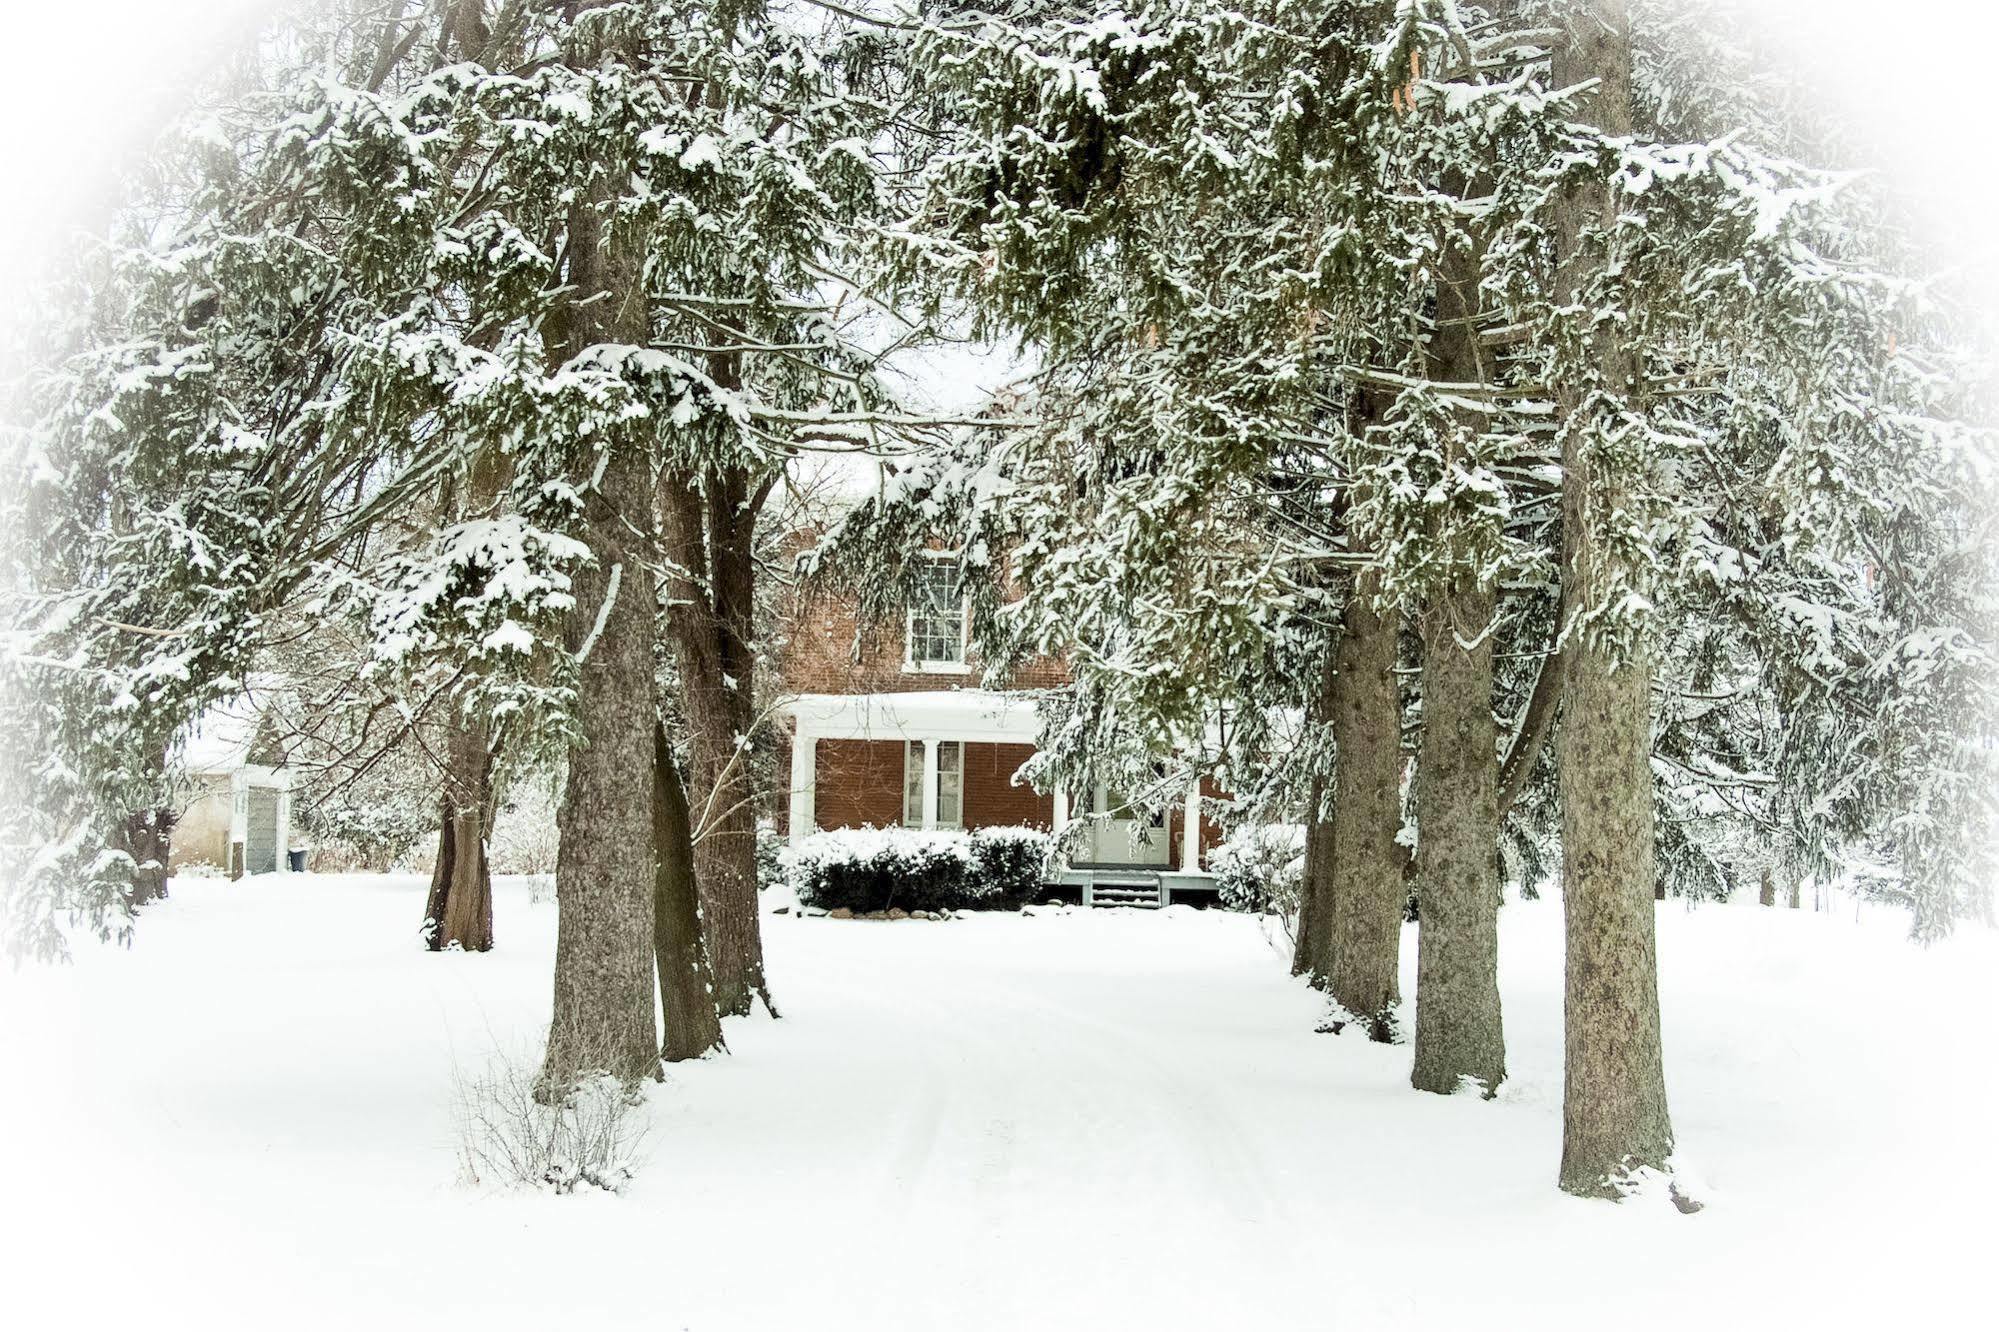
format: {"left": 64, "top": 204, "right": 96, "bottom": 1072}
{"left": 785, "top": 734, "right": 1226, "bottom": 872}
{"left": 780, "top": 567, "right": 1069, "bottom": 697}
{"left": 963, "top": 742, "right": 1053, "bottom": 831}
{"left": 792, "top": 739, "right": 1055, "bottom": 834}
{"left": 810, "top": 738, "right": 905, "bottom": 830}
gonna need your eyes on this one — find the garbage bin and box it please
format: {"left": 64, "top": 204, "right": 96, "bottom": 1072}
{"left": 287, "top": 848, "right": 308, "bottom": 873}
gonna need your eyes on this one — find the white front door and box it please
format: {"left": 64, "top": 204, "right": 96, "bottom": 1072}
{"left": 1086, "top": 785, "right": 1169, "bottom": 866}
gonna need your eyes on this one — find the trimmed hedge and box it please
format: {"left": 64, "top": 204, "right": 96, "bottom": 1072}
{"left": 969, "top": 827, "right": 1051, "bottom": 910}
{"left": 788, "top": 826, "right": 1052, "bottom": 914}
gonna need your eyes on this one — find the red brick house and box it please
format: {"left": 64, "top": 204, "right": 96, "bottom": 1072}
{"left": 774, "top": 552, "right": 1222, "bottom": 901}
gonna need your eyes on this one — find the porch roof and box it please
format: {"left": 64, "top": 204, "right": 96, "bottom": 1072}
{"left": 781, "top": 689, "right": 1042, "bottom": 745}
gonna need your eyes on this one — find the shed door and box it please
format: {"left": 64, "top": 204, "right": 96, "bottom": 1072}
{"left": 244, "top": 787, "right": 280, "bottom": 875}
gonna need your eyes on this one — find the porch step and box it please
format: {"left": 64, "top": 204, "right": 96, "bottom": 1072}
{"left": 1082, "top": 871, "right": 1166, "bottom": 909}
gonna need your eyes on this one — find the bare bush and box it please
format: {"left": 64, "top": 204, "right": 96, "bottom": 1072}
{"left": 453, "top": 1043, "right": 649, "bottom": 1194}
{"left": 488, "top": 774, "right": 561, "bottom": 876}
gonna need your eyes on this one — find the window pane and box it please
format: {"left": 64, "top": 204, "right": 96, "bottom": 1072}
{"left": 907, "top": 560, "right": 966, "bottom": 664}
{"left": 940, "top": 744, "right": 963, "bottom": 825}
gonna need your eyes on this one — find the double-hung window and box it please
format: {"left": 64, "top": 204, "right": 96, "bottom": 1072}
{"left": 903, "top": 741, "right": 964, "bottom": 828}
{"left": 905, "top": 556, "right": 967, "bottom": 671}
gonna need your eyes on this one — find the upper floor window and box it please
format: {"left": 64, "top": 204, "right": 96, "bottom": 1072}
{"left": 905, "top": 555, "right": 967, "bottom": 671}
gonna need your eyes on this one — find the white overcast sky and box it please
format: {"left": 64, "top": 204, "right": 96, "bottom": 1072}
{"left": 2, "top": 0, "right": 1995, "bottom": 326}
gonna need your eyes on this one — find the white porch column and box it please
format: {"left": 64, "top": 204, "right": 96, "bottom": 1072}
{"left": 788, "top": 733, "right": 818, "bottom": 843}
{"left": 920, "top": 737, "right": 941, "bottom": 829}
{"left": 1052, "top": 787, "right": 1070, "bottom": 836}
{"left": 1182, "top": 779, "right": 1202, "bottom": 871}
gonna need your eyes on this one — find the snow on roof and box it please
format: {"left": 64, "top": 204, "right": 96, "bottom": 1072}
{"left": 179, "top": 693, "right": 275, "bottom": 776}
{"left": 783, "top": 689, "right": 1044, "bottom": 743}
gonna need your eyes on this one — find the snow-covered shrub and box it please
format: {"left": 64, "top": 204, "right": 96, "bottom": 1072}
{"left": 787, "top": 827, "right": 978, "bottom": 913}
{"left": 453, "top": 1044, "right": 649, "bottom": 1196}
{"left": 787, "top": 827, "right": 1058, "bottom": 913}
{"left": 1210, "top": 823, "right": 1306, "bottom": 914}
{"left": 969, "top": 826, "right": 1052, "bottom": 908}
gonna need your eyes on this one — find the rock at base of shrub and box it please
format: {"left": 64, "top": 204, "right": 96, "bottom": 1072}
{"left": 828, "top": 907, "right": 853, "bottom": 920}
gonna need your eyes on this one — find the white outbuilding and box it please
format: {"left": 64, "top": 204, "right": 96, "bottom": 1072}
{"left": 169, "top": 698, "right": 294, "bottom": 877}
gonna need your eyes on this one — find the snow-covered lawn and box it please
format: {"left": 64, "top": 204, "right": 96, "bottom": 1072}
{"left": 1, "top": 874, "right": 1992, "bottom": 1330}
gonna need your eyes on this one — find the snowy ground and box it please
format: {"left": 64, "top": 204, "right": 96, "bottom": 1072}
{"left": 0, "top": 873, "right": 1992, "bottom": 1330}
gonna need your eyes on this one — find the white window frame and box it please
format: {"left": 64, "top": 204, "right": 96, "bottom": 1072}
{"left": 903, "top": 552, "right": 971, "bottom": 675}
{"left": 903, "top": 740, "right": 965, "bottom": 828}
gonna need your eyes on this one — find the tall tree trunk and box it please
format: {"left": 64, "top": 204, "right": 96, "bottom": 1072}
{"left": 1757, "top": 867, "right": 1776, "bottom": 908}
{"left": 1497, "top": 632, "right": 1563, "bottom": 823}
{"left": 1787, "top": 875, "right": 1801, "bottom": 910}
{"left": 421, "top": 357, "right": 507, "bottom": 952}
{"left": 422, "top": 816, "right": 453, "bottom": 941}
{"left": 1293, "top": 646, "right": 1339, "bottom": 983}
{"left": 123, "top": 742, "right": 175, "bottom": 906}
{"left": 1552, "top": 0, "right": 1675, "bottom": 1198}
{"left": 654, "top": 724, "right": 726, "bottom": 1061}
{"left": 1411, "top": 583, "right": 1505, "bottom": 1095}
{"left": 1291, "top": 774, "right": 1334, "bottom": 978}
{"left": 423, "top": 718, "right": 495, "bottom": 952}
{"left": 1325, "top": 575, "right": 1405, "bottom": 1040}
{"left": 538, "top": 144, "right": 661, "bottom": 1093}
{"left": 660, "top": 462, "right": 771, "bottom": 1017}
{"left": 124, "top": 805, "right": 175, "bottom": 907}
{"left": 1409, "top": 209, "right": 1505, "bottom": 1093}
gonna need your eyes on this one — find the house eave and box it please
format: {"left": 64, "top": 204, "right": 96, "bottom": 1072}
{"left": 780, "top": 689, "right": 1043, "bottom": 745}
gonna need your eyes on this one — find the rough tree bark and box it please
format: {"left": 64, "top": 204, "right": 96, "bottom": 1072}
{"left": 1291, "top": 774, "right": 1334, "bottom": 980}
{"left": 1552, "top": 0, "right": 1676, "bottom": 1199}
{"left": 538, "top": 129, "right": 661, "bottom": 1092}
{"left": 1757, "top": 867, "right": 1776, "bottom": 908}
{"left": 119, "top": 735, "right": 175, "bottom": 907}
{"left": 123, "top": 805, "right": 175, "bottom": 907}
{"left": 1411, "top": 585, "right": 1506, "bottom": 1094}
{"left": 1292, "top": 642, "right": 1339, "bottom": 983}
{"left": 422, "top": 718, "right": 495, "bottom": 952}
{"left": 1410, "top": 219, "right": 1505, "bottom": 1096}
{"left": 1324, "top": 574, "right": 1405, "bottom": 1039}
{"left": 653, "top": 723, "right": 726, "bottom": 1061}
{"left": 1497, "top": 633, "right": 1563, "bottom": 823}
{"left": 659, "top": 461, "right": 772, "bottom": 1018}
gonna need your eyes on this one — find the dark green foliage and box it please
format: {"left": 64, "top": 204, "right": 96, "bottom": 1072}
{"left": 789, "top": 828, "right": 1051, "bottom": 914}
{"left": 968, "top": 828, "right": 1051, "bottom": 910}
